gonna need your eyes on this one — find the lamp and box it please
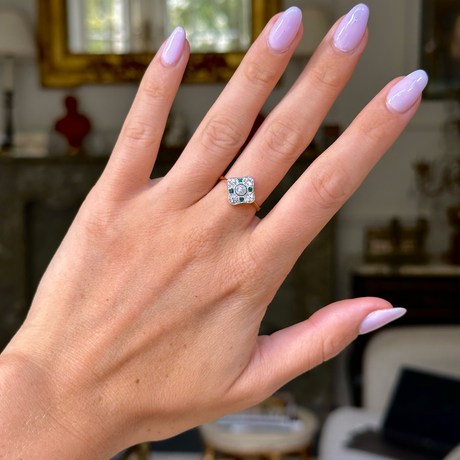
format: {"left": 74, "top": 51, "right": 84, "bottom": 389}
{"left": 293, "top": 7, "right": 332, "bottom": 57}
{"left": 0, "top": 9, "right": 36, "bottom": 152}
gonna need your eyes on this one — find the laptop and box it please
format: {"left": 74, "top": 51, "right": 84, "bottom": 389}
{"left": 347, "top": 368, "right": 460, "bottom": 460}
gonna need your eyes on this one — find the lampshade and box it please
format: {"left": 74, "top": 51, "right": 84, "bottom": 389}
{"left": 0, "top": 9, "right": 36, "bottom": 58}
{"left": 294, "top": 7, "right": 332, "bottom": 57}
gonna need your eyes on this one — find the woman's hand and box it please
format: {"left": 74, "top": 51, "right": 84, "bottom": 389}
{"left": 0, "top": 5, "right": 426, "bottom": 459}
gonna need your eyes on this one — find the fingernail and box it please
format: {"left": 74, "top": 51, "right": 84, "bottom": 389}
{"left": 333, "top": 3, "right": 369, "bottom": 52}
{"left": 268, "top": 7, "right": 302, "bottom": 53}
{"left": 359, "top": 308, "right": 407, "bottom": 335}
{"left": 162, "top": 27, "right": 186, "bottom": 67}
{"left": 387, "top": 70, "right": 429, "bottom": 113}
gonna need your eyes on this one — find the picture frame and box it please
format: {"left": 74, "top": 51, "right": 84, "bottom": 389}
{"left": 421, "top": 0, "right": 460, "bottom": 98}
{"left": 37, "top": 0, "right": 281, "bottom": 87}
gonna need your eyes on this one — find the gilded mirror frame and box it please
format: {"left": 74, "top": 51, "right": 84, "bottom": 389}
{"left": 38, "top": 0, "right": 281, "bottom": 87}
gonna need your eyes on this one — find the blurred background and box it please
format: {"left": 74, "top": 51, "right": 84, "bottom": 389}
{"left": 0, "top": 1, "right": 459, "bottom": 459}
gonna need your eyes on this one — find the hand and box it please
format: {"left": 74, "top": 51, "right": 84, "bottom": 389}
{"left": 0, "top": 5, "right": 425, "bottom": 459}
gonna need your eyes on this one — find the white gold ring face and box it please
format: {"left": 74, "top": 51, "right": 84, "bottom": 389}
{"left": 226, "top": 177, "right": 255, "bottom": 205}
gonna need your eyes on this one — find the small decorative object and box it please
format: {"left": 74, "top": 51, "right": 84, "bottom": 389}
{"left": 421, "top": 0, "right": 460, "bottom": 98}
{"left": 12, "top": 132, "right": 49, "bottom": 157}
{"left": 215, "top": 393, "right": 300, "bottom": 432}
{"left": 55, "top": 96, "right": 92, "bottom": 156}
{"left": 364, "top": 218, "right": 429, "bottom": 265}
{"left": 0, "top": 8, "right": 36, "bottom": 153}
{"left": 413, "top": 107, "right": 460, "bottom": 264}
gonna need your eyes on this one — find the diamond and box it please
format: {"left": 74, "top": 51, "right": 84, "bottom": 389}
{"left": 245, "top": 193, "right": 255, "bottom": 203}
{"left": 235, "top": 184, "right": 247, "bottom": 196}
{"left": 229, "top": 195, "right": 239, "bottom": 204}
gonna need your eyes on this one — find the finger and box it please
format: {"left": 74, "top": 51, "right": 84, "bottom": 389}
{"left": 224, "top": 4, "right": 369, "bottom": 206}
{"left": 102, "top": 28, "right": 190, "bottom": 194}
{"left": 254, "top": 70, "right": 428, "bottom": 267}
{"left": 166, "top": 8, "right": 304, "bottom": 203}
{"left": 229, "top": 298, "right": 405, "bottom": 402}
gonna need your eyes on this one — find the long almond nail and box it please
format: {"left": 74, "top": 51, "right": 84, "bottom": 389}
{"left": 268, "top": 7, "right": 302, "bottom": 53}
{"left": 387, "top": 70, "right": 429, "bottom": 113}
{"left": 333, "top": 3, "right": 369, "bottom": 52}
{"left": 162, "top": 27, "right": 186, "bottom": 67}
{"left": 359, "top": 308, "right": 407, "bottom": 335}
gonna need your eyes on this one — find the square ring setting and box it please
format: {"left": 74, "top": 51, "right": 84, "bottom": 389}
{"left": 226, "top": 176, "right": 255, "bottom": 205}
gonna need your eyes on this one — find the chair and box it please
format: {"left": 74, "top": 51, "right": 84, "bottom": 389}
{"left": 318, "top": 326, "right": 460, "bottom": 460}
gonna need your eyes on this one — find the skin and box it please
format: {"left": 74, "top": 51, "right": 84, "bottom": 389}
{"left": 0, "top": 12, "right": 420, "bottom": 460}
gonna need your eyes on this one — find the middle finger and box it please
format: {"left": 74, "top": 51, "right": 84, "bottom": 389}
{"left": 222, "top": 4, "right": 369, "bottom": 208}
{"left": 165, "top": 7, "right": 304, "bottom": 204}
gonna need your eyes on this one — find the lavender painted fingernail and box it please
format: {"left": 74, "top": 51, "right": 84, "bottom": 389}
{"left": 359, "top": 308, "right": 407, "bottom": 335}
{"left": 387, "top": 70, "right": 429, "bottom": 113}
{"left": 162, "top": 27, "right": 186, "bottom": 67}
{"left": 333, "top": 4, "right": 369, "bottom": 52}
{"left": 268, "top": 7, "right": 302, "bottom": 53}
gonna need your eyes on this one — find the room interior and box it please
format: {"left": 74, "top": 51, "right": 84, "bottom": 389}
{"left": 0, "top": 0, "right": 459, "bottom": 459}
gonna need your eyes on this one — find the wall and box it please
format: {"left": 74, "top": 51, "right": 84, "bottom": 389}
{"left": 2, "top": 0, "right": 321, "bottom": 148}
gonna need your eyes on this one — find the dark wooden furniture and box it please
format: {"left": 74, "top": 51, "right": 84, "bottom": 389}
{"left": 349, "top": 264, "right": 460, "bottom": 405}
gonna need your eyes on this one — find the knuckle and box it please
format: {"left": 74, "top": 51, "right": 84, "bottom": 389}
{"left": 122, "top": 118, "right": 158, "bottom": 150}
{"left": 309, "top": 163, "right": 350, "bottom": 211}
{"left": 261, "top": 119, "right": 303, "bottom": 162}
{"left": 243, "top": 61, "right": 276, "bottom": 88}
{"left": 201, "top": 116, "right": 245, "bottom": 157}
{"left": 236, "top": 242, "right": 269, "bottom": 290}
{"left": 356, "top": 123, "right": 386, "bottom": 147}
{"left": 321, "top": 331, "right": 347, "bottom": 362}
{"left": 308, "top": 63, "right": 343, "bottom": 92}
{"left": 308, "top": 316, "right": 347, "bottom": 365}
{"left": 140, "top": 75, "right": 169, "bottom": 101}
{"left": 78, "top": 201, "right": 120, "bottom": 242}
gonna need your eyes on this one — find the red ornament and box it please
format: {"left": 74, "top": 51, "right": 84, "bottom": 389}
{"left": 55, "top": 96, "right": 91, "bottom": 156}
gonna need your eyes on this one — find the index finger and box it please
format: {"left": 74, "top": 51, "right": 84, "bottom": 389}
{"left": 102, "top": 28, "right": 190, "bottom": 194}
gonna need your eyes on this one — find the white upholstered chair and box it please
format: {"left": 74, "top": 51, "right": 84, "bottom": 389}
{"left": 318, "top": 326, "right": 460, "bottom": 460}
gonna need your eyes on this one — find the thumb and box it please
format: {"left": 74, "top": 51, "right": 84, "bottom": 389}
{"left": 231, "top": 298, "right": 406, "bottom": 403}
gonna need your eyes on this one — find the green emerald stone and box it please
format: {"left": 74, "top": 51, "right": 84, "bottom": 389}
{"left": 238, "top": 178, "right": 243, "bottom": 183}
{"left": 239, "top": 197, "right": 244, "bottom": 202}
{"left": 248, "top": 187, "right": 253, "bottom": 192}
{"left": 229, "top": 188, "right": 234, "bottom": 194}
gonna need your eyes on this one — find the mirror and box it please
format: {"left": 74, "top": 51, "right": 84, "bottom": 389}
{"left": 67, "top": 0, "right": 252, "bottom": 54}
{"left": 38, "top": 0, "right": 280, "bottom": 86}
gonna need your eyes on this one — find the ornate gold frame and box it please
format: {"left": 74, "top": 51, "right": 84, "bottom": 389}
{"left": 38, "top": 0, "right": 281, "bottom": 87}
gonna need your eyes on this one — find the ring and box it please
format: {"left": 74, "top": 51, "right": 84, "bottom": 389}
{"left": 220, "top": 176, "right": 260, "bottom": 211}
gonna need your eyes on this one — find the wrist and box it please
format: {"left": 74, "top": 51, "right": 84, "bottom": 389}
{"left": 0, "top": 352, "right": 119, "bottom": 460}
